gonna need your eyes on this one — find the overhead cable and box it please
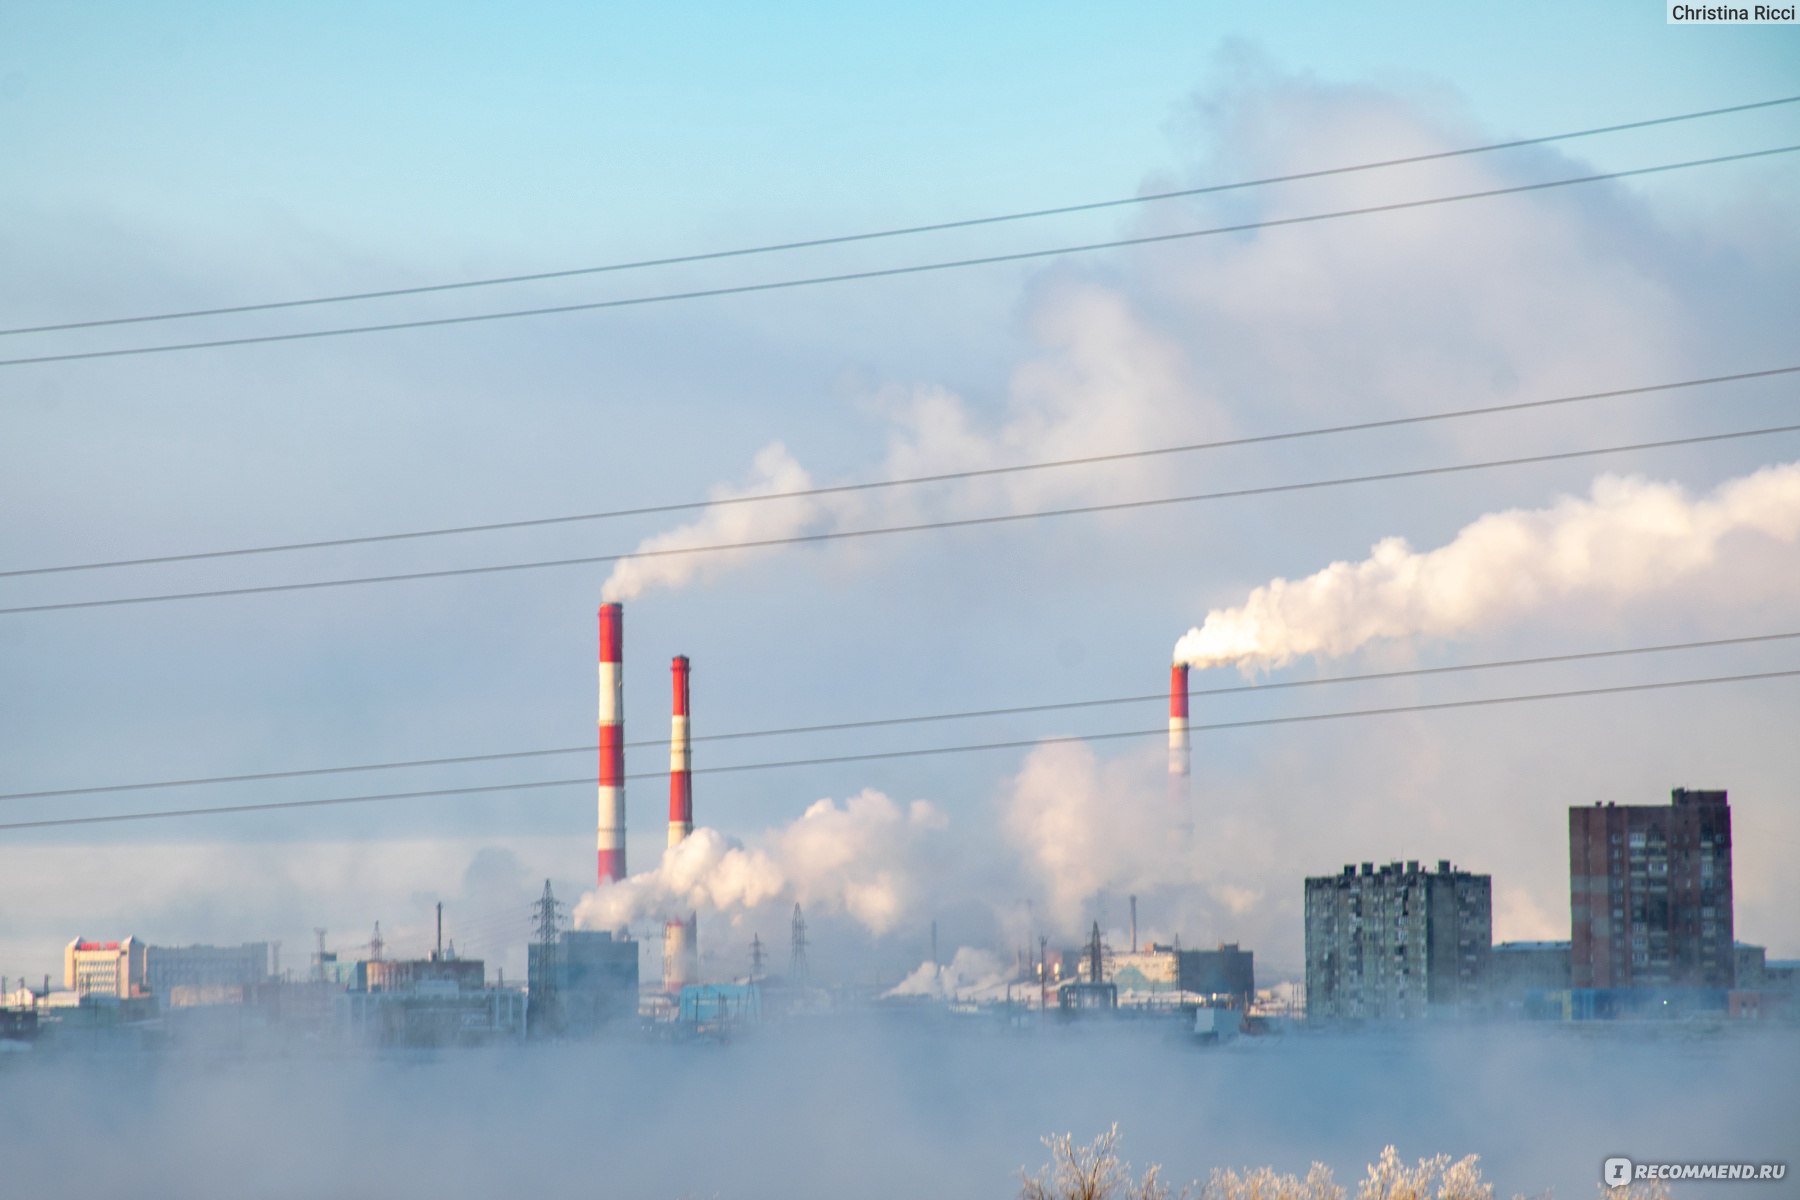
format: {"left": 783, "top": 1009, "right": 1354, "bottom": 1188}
{"left": 5, "top": 94, "right": 1794, "bottom": 337}
{"left": 3, "top": 145, "right": 1794, "bottom": 368}
{"left": 6, "top": 363, "right": 1793, "bottom": 579}
{"left": 3, "top": 422, "right": 1795, "bottom": 615}
{"left": 4, "top": 628, "right": 1793, "bottom": 802}
{"left": 2, "top": 667, "right": 1792, "bottom": 832}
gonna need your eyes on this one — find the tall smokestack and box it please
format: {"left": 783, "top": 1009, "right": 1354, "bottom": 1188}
{"left": 664, "top": 655, "right": 698, "bottom": 993}
{"left": 597, "top": 603, "right": 626, "bottom": 885}
{"left": 1169, "top": 662, "right": 1191, "bottom": 835}
{"left": 668, "top": 655, "right": 692, "bottom": 846}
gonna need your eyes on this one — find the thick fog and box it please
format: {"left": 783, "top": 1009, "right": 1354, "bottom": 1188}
{"left": 2, "top": 1022, "right": 1793, "bottom": 1198}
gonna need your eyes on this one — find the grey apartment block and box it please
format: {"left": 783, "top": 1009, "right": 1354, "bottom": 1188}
{"left": 1305, "top": 860, "right": 1491, "bottom": 1021}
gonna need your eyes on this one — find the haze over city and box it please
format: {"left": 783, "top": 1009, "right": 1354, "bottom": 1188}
{"left": 2, "top": 4, "right": 1797, "bottom": 1197}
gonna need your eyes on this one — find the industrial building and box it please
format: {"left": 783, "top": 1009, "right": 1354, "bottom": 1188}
{"left": 678, "top": 982, "right": 760, "bottom": 1033}
{"left": 1569, "top": 788, "right": 1735, "bottom": 989}
{"left": 1305, "top": 860, "right": 1491, "bottom": 1021}
{"left": 1101, "top": 945, "right": 1255, "bottom": 1008}
{"left": 337, "top": 951, "right": 523, "bottom": 1046}
{"left": 528, "top": 928, "right": 639, "bottom": 1035}
{"left": 365, "top": 955, "right": 483, "bottom": 993}
{"left": 144, "top": 942, "right": 271, "bottom": 1006}
{"left": 64, "top": 937, "right": 147, "bottom": 998}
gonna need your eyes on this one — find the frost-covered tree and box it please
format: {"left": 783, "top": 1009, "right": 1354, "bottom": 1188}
{"left": 1355, "top": 1146, "right": 1491, "bottom": 1200}
{"left": 1018, "top": 1126, "right": 1178, "bottom": 1200}
{"left": 1201, "top": 1162, "right": 1345, "bottom": 1200}
{"left": 1022, "top": 1132, "right": 1682, "bottom": 1200}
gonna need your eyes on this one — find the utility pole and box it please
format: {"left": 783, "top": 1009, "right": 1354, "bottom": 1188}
{"left": 749, "top": 933, "right": 765, "bottom": 983}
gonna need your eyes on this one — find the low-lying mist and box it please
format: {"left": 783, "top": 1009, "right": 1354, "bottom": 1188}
{"left": 1, "top": 1020, "right": 1792, "bottom": 1198}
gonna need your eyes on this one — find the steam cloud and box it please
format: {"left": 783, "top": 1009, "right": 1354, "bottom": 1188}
{"left": 573, "top": 789, "right": 949, "bottom": 935}
{"left": 601, "top": 443, "right": 832, "bottom": 603}
{"left": 598, "top": 286, "right": 1209, "bottom": 602}
{"left": 886, "top": 946, "right": 1014, "bottom": 1000}
{"left": 1175, "top": 461, "right": 1800, "bottom": 672}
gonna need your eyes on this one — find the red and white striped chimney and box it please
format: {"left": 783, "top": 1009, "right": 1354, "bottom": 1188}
{"left": 596, "top": 602, "right": 626, "bottom": 885}
{"left": 668, "top": 655, "right": 693, "bottom": 847}
{"left": 1169, "top": 663, "right": 1191, "bottom": 831}
{"left": 664, "top": 654, "right": 697, "bottom": 992}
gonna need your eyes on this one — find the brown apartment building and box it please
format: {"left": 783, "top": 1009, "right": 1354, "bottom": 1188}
{"left": 1569, "top": 788, "right": 1734, "bottom": 989}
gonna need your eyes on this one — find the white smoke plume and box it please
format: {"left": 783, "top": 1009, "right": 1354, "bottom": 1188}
{"left": 598, "top": 285, "right": 1213, "bottom": 602}
{"left": 1001, "top": 740, "right": 1191, "bottom": 930}
{"left": 886, "top": 947, "right": 1015, "bottom": 1000}
{"left": 573, "top": 789, "right": 949, "bottom": 935}
{"left": 601, "top": 442, "right": 837, "bottom": 603}
{"left": 1175, "top": 461, "right": 1800, "bottom": 673}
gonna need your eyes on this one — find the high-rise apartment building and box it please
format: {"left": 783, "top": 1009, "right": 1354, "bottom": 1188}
{"left": 1305, "top": 860, "right": 1491, "bottom": 1020}
{"left": 1569, "top": 788, "right": 1734, "bottom": 989}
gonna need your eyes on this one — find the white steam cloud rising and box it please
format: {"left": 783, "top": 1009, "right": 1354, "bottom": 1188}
{"left": 573, "top": 790, "right": 949, "bottom": 935}
{"left": 1175, "top": 461, "right": 1800, "bottom": 672}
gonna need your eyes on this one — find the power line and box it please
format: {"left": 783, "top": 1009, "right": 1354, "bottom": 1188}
{"left": 4, "top": 422, "right": 1794, "bottom": 615}
{"left": 7, "top": 363, "right": 1793, "bottom": 579}
{"left": 5, "top": 95, "right": 1794, "bottom": 338}
{"left": 3, "top": 144, "right": 1794, "bottom": 369}
{"left": 3, "top": 629, "right": 1792, "bottom": 802}
{"left": 2, "top": 667, "right": 1792, "bottom": 832}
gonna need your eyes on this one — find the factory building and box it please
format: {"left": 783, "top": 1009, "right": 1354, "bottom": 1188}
{"left": 337, "top": 954, "right": 523, "bottom": 1046}
{"left": 1569, "top": 788, "right": 1735, "bottom": 989}
{"left": 528, "top": 929, "right": 639, "bottom": 1035}
{"left": 678, "top": 982, "right": 760, "bottom": 1032}
{"left": 64, "top": 937, "right": 147, "bottom": 998}
{"left": 1305, "top": 860, "right": 1491, "bottom": 1021}
{"left": 144, "top": 942, "right": 271, "bottom": 1006}
{"left": 365, "top": 955, "right": 483, "bottom": 993}
{"left": 67, "top": 938, "right": 278, "bottom": 1006}
{"left": 1101, "top": 945, "right": 1256, "bottom": 1008}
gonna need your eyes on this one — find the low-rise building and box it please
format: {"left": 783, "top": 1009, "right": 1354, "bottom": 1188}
{"left": 1488, "top": 941, "right": 1571, "bottom": 1015}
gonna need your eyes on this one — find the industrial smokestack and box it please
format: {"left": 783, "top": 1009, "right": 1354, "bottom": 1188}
{"left": 668, "top": 655, "right": 692, "bottom": 847}
{"left": 1168, "top": 662, "right": 1191, "bottom": 834}
{"left": 664, "top": 654, "right": 698, "bottom": 993}
{"left": 597, "top": 603, "right": 626, "bottom": 885}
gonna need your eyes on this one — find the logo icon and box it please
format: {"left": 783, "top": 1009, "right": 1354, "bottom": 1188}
{"left": 1603, "top": 1158, "right": 1634, "bottom": 1187}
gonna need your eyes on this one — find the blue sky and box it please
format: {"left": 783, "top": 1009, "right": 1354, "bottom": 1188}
{"left": 2, "top": 3, "right": 1797, "bottom": 984}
